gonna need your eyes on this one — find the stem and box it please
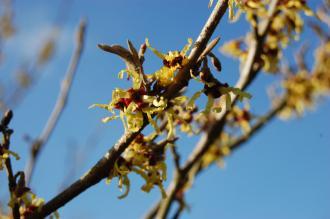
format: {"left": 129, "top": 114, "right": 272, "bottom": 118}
{"left": 151, "top": 1, "right": 280, "bottom": 217}
{"left": 1, "top": 110, "right": 20, "bottom": 219}
{"left": 25, "top": 20, "right": 86, "bottom": 184}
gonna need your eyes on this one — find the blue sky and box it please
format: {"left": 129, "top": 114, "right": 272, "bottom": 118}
{"left": 1, "top": 1, "right": 329, "bottom": 218}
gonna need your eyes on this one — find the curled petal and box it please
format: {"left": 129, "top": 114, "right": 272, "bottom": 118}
{"left": 145, "top": 38, "right": 165, "bottom": 59}
{"left": 101, "top": 115, "right": 119, "bottom": 123}
{"left": 117, "top": 175, "right": 130, "bottom": 199}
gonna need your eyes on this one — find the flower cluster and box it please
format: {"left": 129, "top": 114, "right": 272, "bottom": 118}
{"left": 189, "top": 59, "right": 251, "bottom": 116}
{"left": 170, "top": 103, "right": 198, "bottom": 135}
{"left": 107, "top": 134, "right": 169, "bottom": 198}
{"left": 13, "top": 191, "right": 59, "bottom": 219}
{"left": 0, "top": 2, "right": 15, "bottom": 39}
{"left": 0, "top": 110, "right": 58, "bottom": 219}
{"left": 94, "top": 35, "right": 251, "bottom": 198}
{"left": 12, "top": 192, "right": 44, "bottom": 218}
{"left": 280, "top": 41, "right": 330, "bottom": 119}
{"left": 228, "top": 0, "right": 267, "bottom": 24}
{"left": 199, "top": 104, "right": 253, "bottom": 171}
{"left": 221, "top": 0, "right": 313, "bottom": 73}
{"left": 8, "top": 175, "right": 59, "bottom": 219}
{"left": 146, "top": 38, "right": 192, "bottom": 87}
{"left": 6, "top": 172, "right": 59, "bottom": 219}
{"left": 227, "top": 104, "right": 252, "bottom": 134}
{"left": 280, "top": 71, "right": 315, "bottom": 118}
{"left": 222, "top": 35, "right": 281, "bottom": 73}
{"left": 0, "top": 146, "right": 19, "bottom": 170}
{"left": 201, "top": 132, "right": 232, "bottom": 169}
{"left": 92, "top": 39, "right": 193, "bottom": 135}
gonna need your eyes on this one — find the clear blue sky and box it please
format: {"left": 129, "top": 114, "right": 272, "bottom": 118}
{"left": 1, "top": 1, "right": 329, "bottom": 218}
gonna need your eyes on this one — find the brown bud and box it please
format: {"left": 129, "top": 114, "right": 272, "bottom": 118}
{"left": 209, "top": 53, "right": 222, "bottom": 72}
{"left": 1, "top": 109, "right": 13, "bottom": 127}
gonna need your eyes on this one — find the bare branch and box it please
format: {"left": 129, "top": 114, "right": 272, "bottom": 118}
{"left": 25, "top": 20, "right": 87, "bottom": 184}
{"left": 294, "top": 44, "right": 309, "bottom": 72}
{"left": 317, "top": 5, "right": 330, "bottom": 27}
{"left": 172, "top": 202, "right": 185, "bottom": 219}
{"left": 144, "top": 202, "right": 160, "bottom": 219}
{"left": 170, "top": 144, "right": 181, "bottom": 173}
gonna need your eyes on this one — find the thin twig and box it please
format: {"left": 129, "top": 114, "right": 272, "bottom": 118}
{"left": 27, "top": 1, "right": 229, "bottom": 218}
{"left": 317, "top": 6, "right": 330, "bottom": 27}
{"left": 1, "top": 110, "right": 20, "bottom": 219}
{"left": 144, "top": 202, "right": 161, "bottom": 219}
{"left": 170, "top": 144, "right": 181, "bottom": 173}
{"left": 294, "top": 44, "right": 309, "bottom": 72}
{"left": 25, "top": 20, "right": 86, "bottom": 184}
{"left": 229, "top": 98, "right": 287, "bottom": 151}
{"left": 172, "top": 202, "right": 185, "bottom": 219}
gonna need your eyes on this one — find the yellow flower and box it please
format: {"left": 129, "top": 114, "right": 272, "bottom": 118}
{"left": 107, "top": 134, "right": 168, "bottom": 199}
{"left": 280, "top": 71, "right": 316, "bottom": 119}
{"left": 146, "top": 38, "right": 192, "bottom": 87}
{"left": 201, "top": 133, "right": 232, "bottom": 168}
{"left": 227, "top": 105, "right": 252, "bottom": 133}
{"left": 0, "top": 148, "right": 20, "bottom": 170}
{"left": 221, "top": 39, "right": 247, "bottom": 61}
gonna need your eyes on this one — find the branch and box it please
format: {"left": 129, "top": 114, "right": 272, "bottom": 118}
{"left": 172, "top": 201, "right": 185, "bottom": 219}
{"left": 25, "top": 20, "right": 87, "bottom": 184}
{"left": 194, "top": 97, "right": 288, "bottom": 177}
{"left": 229, "top": 97, "right": 287, "bottom": 151}
{"left": 145, "top": 202, "right": 161, "bottom": 219}
{"left": 153, "top": 0, "right": 280, "bottom": 217}
{"left": 316, "top": 5, "right": 330, "bottom": 27}
{"left": 186, "top": 0, "right": 279, "bottom": 179}
{"left": 165, "top": 0, "right": 228, "bottom": 98}
{"left": 294, "top": 44, "right": 309, "bottom": 72}
{"left": 170, "top": 143, "right": 182, "bottom": 173}
{"left": 146, "top": 96, "right": 287, "bottom": 219}
{"left": 28, "top": 1, "right": 229, "bottom": 218}
{"left": 190, "top": 97, "right": 288, "bottom": 194}
{"left": 1, "top": 110, "right": 20, "bottom": 219}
